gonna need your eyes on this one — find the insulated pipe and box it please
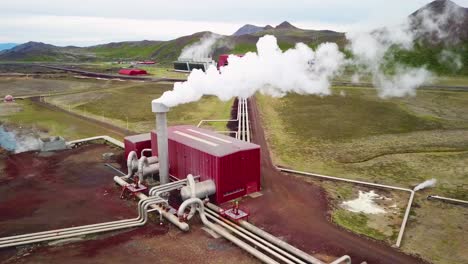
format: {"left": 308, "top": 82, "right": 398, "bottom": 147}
{"left": 206, "top": 203, "right": 327, "bottom": 264}
{"left": 152, "top": 101, "right": 169, "bottom": 184}
{"left": 66, "top": 135, "right": 124, "bottom": 149}
{"left": 140, "top": 148, "right": 152, "bottom": 157}
{"left": 277, "top": 167, "right": 414, "bottom": 248}
{"left": 204, "top": 209, "right": 307, "bottom": 264}
{"left": 395, "top": 190, "right": 415, "bottom": 248}
{"left": 124, "top": 151, "right": 138, "bottom": 179}
{"left": 149, "top": 179, "right": 190, "bottom": 196}
{"left": 178, "top": 198, "right": 279, "bottom": 264}
{"left": 137, "top": 156, "right": 160, "bottom": 184}
{"left": 427, "top": 195, "right": 468, "bottom": 206}
{"left": 114, "top": 176, "right": 189, "bottom": 231}
{"left": 0, "top": 196, "right": 166, "bottom": 248}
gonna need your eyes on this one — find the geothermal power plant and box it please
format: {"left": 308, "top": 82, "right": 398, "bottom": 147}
{"left": 0, "top": 98, "right": 351, "bottom": 264}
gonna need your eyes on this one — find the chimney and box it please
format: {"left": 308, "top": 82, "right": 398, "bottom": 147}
{"left": 152, "top": 100, "right": 169, "bottom": 184}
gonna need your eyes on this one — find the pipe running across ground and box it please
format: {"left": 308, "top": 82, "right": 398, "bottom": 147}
{"left": 277, "top": 167, "right": 414, "bottom": 248}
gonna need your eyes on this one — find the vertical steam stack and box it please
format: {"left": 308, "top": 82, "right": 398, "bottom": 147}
{"left": 152, "top": 101, "right": 169, "bottom": 184}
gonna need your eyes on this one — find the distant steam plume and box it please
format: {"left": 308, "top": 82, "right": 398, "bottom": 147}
{"left": 178, "top": 33, "right": 222, "bottom": 60}
{"left": 414, "top": 178, "right": 437, "bottom": 191}
{"left": 158, "top": 35, "right": 344, "bottom": 107}
{"left": 157, "top": 2, "right": 464, "bottom": 107}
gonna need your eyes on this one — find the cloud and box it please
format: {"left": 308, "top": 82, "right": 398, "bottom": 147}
{"left": 0, "top": 15, "right": 241, "bottom": 46}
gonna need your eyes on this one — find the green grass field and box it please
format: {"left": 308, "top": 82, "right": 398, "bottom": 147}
{"left": 0, "top": 100, "right": 125, "bottom": 140}
{"left": 257, "top": 86, "right": 468, "bottom": 263}
{"left": 47, "top": 82, "right": 233, "bottom": 133}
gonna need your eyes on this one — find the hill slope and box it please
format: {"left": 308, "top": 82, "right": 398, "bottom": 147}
{"left": 0, "top": 0, "right": 466, "bottom": 68}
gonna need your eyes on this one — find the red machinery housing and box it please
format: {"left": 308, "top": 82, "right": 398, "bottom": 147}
{"left": 124, "top": 133, "right": 152, "bottom": 159}
{"left": 118, "top": 68, "right": 148, "bottom": 75}
{"left": 217, "top": 54, "right": 244, "bottom": 70}
{"left": 151, "top": 125, "right": 260, "bottom": 204}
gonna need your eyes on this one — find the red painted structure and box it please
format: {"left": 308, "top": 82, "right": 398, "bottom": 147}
{"left": 3, "top": 95, "right": 14, "bottom": 103}
{"left": 151, "top": 125, "right": 260, "bottom": 204}
{"left": 217, "top": 54, "right": 243, "bottom": 70}
{"left": 124, "top": 133, "right": 152, "bottom": 159}
{"left": 118, "top": 68, "right": 148, "bottom": 75}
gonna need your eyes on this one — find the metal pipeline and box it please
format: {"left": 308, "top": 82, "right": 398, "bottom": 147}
{"left": 0, "top": 196, "right": 166, "bottom": 248}
{"left": 178, "top": 198, "right": 280, "bottom": 264}
{"left": 206, "top": 203, "right": 328, "bottom": 264}
{"left": 66, "top": 135, "right": 124, "bottom": 148}
{"left": 114, "top": 176, "right": 189, "bottom": 231}
{"left": 137, "top": 156, "right": 160, "bottom": 184}
{"left": 395, "top": 190, "right": 414, "bottom": 247}
{"left": 204, "top": 208, "right": 307, "bottom": 264}
{"left": 277, "top": 167, "right": 414, "bottom": 248}
{"left": 427, "top": 195, "right": 468, "bottom": 206}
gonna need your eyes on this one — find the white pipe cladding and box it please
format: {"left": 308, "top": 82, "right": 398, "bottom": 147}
{"left": 152, "top": 102, "right": 169, "bottom": 185}
{"left": 177, "top": 198, "right": 279, "bottom": 264}
{"left": 113, "top": 176, "right": 189, "bottom": 231}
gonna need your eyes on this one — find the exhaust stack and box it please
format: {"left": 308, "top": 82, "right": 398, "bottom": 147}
{"left": 152, "top": 101, "right": 169, "bottom": 184}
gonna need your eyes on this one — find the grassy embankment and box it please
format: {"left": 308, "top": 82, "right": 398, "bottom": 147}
{"left": 257, "top": 86, "right": 468, "bottom": 264}
{"left": 46, "top": 82, "right": 233, "bottom": 133}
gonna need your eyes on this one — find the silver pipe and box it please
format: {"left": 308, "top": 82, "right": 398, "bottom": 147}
{"left": 277, "top": 167, "right": 414, "bottom": 249}
{"left": 152, "top": 101, "right": 169, "bottom": 184}
{"left": 178, "top": 198, "right": 279, "bottom": 264}
{"left": 204, "top": 208, "right": 307, "bottom": 264}
{"left": 246, "top": 98, "right": 250, "bottom": 142}
{"left": 206, "top": 203, "right": 327, "bottom": 264}
{"left": 124, "top": 151, "right": 138, "bottom": 179}
{"left": 66, "top": 135, "right": 124, "bottom": 148}
{"left": 114, "top": 176, "right": 189, "bottom": 231}
{"left": 0, "top": 196, "right": 166, "bottom": 248}
{"left": 427, "top": 195, "right": 468, "bottom": 206}
{"left": 277, "top": 168, "right": 412, "bottom": 192}
{"left": 395, "top": 190, "right": 415, "bottom": 247}
{"left": 140, "top": 148, "right": 152, "bottom": 157}
{"left": 329, "top": 255, "right": 351, "bottom": 264}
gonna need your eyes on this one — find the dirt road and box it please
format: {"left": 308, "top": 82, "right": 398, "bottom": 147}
{"left": 245, "top": 97, "right": 426, "bottom": 264}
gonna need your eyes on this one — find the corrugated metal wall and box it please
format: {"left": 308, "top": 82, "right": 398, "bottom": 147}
{"left": 151, "top": 130, "right": 260, "bottom": 204}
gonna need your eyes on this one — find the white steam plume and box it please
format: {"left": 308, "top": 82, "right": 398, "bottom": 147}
{"left": 178, "top": 33, "right": 222, "bottom": 60}
{"left": 346, "top": 1, "right": 464, "bottom": 98}
{"left": 158, "top": 35, "right": 345, "bottom": 107}
{"left": 157, "top": 1, "right": 464, "bottom": 107}
{"left": 414, "top": 178, "right": 437, "bottom": 191}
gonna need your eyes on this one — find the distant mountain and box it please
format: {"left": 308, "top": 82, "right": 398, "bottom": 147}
{"left": 1, "top": 0, "right": 466, "bottom": 65}
{"left": 0, "top": 43, "right": 17, "bottom": 51}
{"left": 233, "top": 24, "right": 268, "bottom": 36}
{"left": 275, "top": 21, "right": 298, "bottom": 30}
{"left": 409, "top": 0, "right": 468, "bottom": 43}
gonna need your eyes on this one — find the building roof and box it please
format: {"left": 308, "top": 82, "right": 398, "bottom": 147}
{"left": 162, "top": 125, "right": 259, "bottom": 157}
{"left": 125, "top": 133, "right": 150, "bottom": 143}
{"left": 118, "top": 68, "right": 147, "bottom": 75}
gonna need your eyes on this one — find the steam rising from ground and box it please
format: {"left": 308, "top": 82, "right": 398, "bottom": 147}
{"left": 341, "top": 191, "right": 386, "bottom": 214}
{"left": 414, "top": 178, "right": 437, "bottom": 191}
{"left": 157, "top": 2, "right": 464, "bottom": 107}
{"left": 178, "top": 33, "right": 222, "bottom": 60}
{"left": 0, "top": 125, "right": 41, "bottom": 153}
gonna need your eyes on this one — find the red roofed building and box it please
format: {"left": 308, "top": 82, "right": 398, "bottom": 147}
{"left": 118, "top": 68, "right": 148, "bottom": 75}
{"left": 3, "top": 95, "right": 14, "bottom": 103}
{"left": 151, "top": 125, "right": 260, "bottom": 204}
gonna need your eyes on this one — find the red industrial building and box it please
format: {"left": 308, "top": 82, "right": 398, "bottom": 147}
{"left": 3, "top": 95, "right": 14, "bottom": 103}
{"left": 124, "top": 133, "right": 152, "bottom": 159}
{"left": 151, "top": 125, "right": 260, "bottom": 204}
{"left": 217, "top": 54, "right": 244, "bottom": 70}
{"left": 118, "top": 68, "right": 148, "bottom": 75}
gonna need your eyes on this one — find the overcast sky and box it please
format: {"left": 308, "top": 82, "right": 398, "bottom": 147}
{"left": 1, "top": 0, "right": 467, "bottom": 46}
